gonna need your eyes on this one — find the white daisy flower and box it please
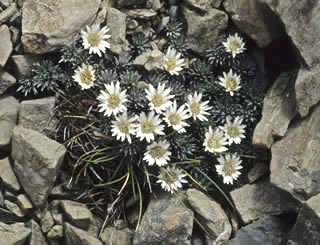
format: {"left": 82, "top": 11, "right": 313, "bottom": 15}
{"left": 157, "top": 166, "right": 188, "bottom": 194}
{"left": 220, "top": 116, "right": 246, "bottom": 145}
{"left": 186, "top": 92, "right": 212, "bottom": 121}
{"left": 218, "top": 69, "right": 241, "bottom": 96}
{"left": 97, "top": 81, "right": 127, "bottom": 117}
{"left": 203, "top": 126, "right": 228, "bottom": 153}
{"left": 81, "top": 24, "right": 111, "bottom": 57}
{"left": 216, "top": 154, "right": 243, "bottom": 185}
{"left": 135, "top": 111, "right": 165, "bottom": 142}
{"left": 145, "top": 83, "right": 174, "bottom": 114}
{"left": 72, "top": 64, "right": 96, "bottom": 90}
{"left": 163, "top": 46, "right": 184, "bottom": 76}
{"left": 143, "top": 140, "right": 171, "bottom": 167}
{"left": 222, "top": 33, "right": 246, "bottom": 58}
{"left": 163, "top": 100, "right": 191, "bottom": 133}
{"left": 111, "top": 112, "right": 137, "bottom": 144}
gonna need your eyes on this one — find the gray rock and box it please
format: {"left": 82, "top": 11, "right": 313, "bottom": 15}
{"left": 0, "top": 3, "right": 18, "bottom": 25}
{"left": 27, "top": 220, "right": 48, "bottom": 245}
{"left": 11, "top": 54, "right": 44, "bottom": 79}
{"left": 0, "top": 25, "right": 12, "bottom": 68}
{"left": 18, "top": 97, "right": 56, "bottom": 134}
{"left": 9, "top": 25, "right": 20, "bottom": 45}
{"left": 295, "top": 66, "right": 320, "bottom": 117}
{"left": 223, "top": 0, "right": 283, "bottom": 48}
{"left": 41, "top": 210, "right": 55, "bottom": 233}
{"left": 107, "top": 8, "right": 129, "bottom": 55}
{"left": 133, "top": 50, "right": 165, "bottom": 71}
{"left": 183, "top": 4, "right": 228, "bottom": 54}
{"left": 0, "top": 71, "right": 16, "bottom": 95}
{"left": 87, "top": 214, "right": 103, "bottom": 238}
{"left": 52, "top": 213, "right": 63, "bottom": 225}
{"left": 186, "top": 189, "right": 232, "bottom": 244}
{"left": 11, "top": 126, "right": 66, "bottom": 207}
{"left": 4, "top": 199, "right": 25, "bottom": 217}
{"left": 114, "top": 219, "right": 128, "bottom": 230}
{"left": 211, "top": 0, "right": 222, "bottom": 8}
{"left": 152, "top": 0, "right": 162, "bottom": 11}
{"left": 169, "top": 5, "right": 178, "bottom": 18}
{"left": 230, "top": 179, "right": 300, "bottom": 224}
{"left": 0, "top": 0, "right": 13, "bottom": 8}
{"left": 0, "top": 120, "right": 15, "bottom": 150}
{"left": 125, "top": 8, "right": 157, "bottom": 19}
{"left": 0, "top": 157, "right": 20, "bottom": 191}
{"left": 0, "top": 95, "right": 19, "bottom": 124}
{"left": 47, "top": 225, "right": 64, "bottom": 239}
{"left": 270, "top": 103, "right": 320, "bottom": 202}
{"left": 253, "top": 70, "right": 297, "bottom": 148}
{"left": 64, "top": 222, "right": 103, "bottom": 245}
{"left": 60, "top": 200, "right": 92, "bottom": 229}
{"left": 17, "top": 194, "right": 33, "bottom": 213}
{"left": 0, "top": 222, "right": 31, "bottom": 245}
{"left": 100, "top": 227, "right": 132, "bottom": 245}
{"left": 228, "top": 216, "right": 291, "bottom": 245}
{"left": 184, "top": 0, "right": 212, "bottom": 13}
{"left": 133, "top": 191, "right": 193, "bottom": 244}
{"left": 288, "top": 193, "right": 320, "bottom": 244}
{"left": 247, "top": 162, "right": 269, "bottom": 184}
{"left": 117, "top": 0, "right": 146, "bottom": 7}
{"left": 21, "top": 0, "right": 101, "bottom": 54}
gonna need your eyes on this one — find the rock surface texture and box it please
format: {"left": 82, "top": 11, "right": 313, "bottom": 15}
{"left": 0, "top": 24, "right": 12, "bottom": 67}
{"left": 0, "top": 222, "right": 31, "bottom": 245}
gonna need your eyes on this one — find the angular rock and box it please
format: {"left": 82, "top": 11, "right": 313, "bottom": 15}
{"left": 253, "top": 70, "right": 297, "bottom": 148}
{"left": 0, "top": 3, "right": 18, "bottom": 25}
{"left": 0, "top": 120, "right": 15, "bottom": 150}
{"left": 18, "top": 97, "right": 56, "bottom": 134}
{"left": 100, "top": 227, "right": 132, "bottom": 245}
{"left": 211, "top": 0, "right": 222, "bottom": 8}
{"left": 0, "top": 0, "right": 13, "bottom": 8}
{"left": 288, "top": 193, "right": 320, "bottom": 244}
{"left": 270, "top": 103, "right": 320, "bottom": 202}
{"left": 117, "top": 0, "right": 146, "bottom": 7}
{"left": 28, "top": 220, "right": 48, "bottom": 245}
{"left": 4, "top": 199, "right": 25, "bottom": 217}
{"left": 17, "top": 194, "right": 33, "bottom": 213}
{"left": 0, "top": 157, "right": 20, "bottom": 191}
{"left": 228, "top": 216, "right": 291, "bottom": 245}
{"left": 183, "top": 4, "right": 228, "bottom": 54}
{"left": 60, "top": 200, "right": 92, "bottom": 229}
{"left": 133, "top": 50, "right": 165, "bottom": 71}
{"left": 184, "top": 0, "right": 212, "bottom": 13}
{"left": 47, "top": 225, "right": 63, "bottom": 239}
{"left": 0, "top": 71, "right": 16, "bottom": 95}
{"left": 133, "top": 191, "right": 193, "bottom": 244}
{"left": 107, "top": 8, "right": 129, "bottom": 55}
{"left": 10, "top": 54, "right": 44, "bottom": 79}
{"left": 125, "top": 8, "right": 157, "bottom": 19}
{"left": 0, "top": 95, "right": 19, "bottom": 124}
{"left": 21, "top": 0, "right": 101, "bottom": 54}
{"left": 223, "top": 0, "right": 283, "bottom": 48}
{"left": 41, "top": 210, "right": 55, "bottom": 233}
{"left": 0, "top": 222, "right": 31, "bottom": 245}
{"left": 64, "top": 222, "right": 103, "bottom": 245}
{"left": 11, "top": 126, "right": 66, "bottom": 207}
{"left": 247, "top": 162, "right": 269, "bottom": 184}
{"left": 87, "top": 215, "right": 103, "bottom": 238}
{"left": 0, "top": 25, "right": 12, "bottom": 68}
{"left": 230, "top": 179, "right": 300, "bottom": 224}
{"left": 295, "top": 66, "right": 320, "bottom": 117}
{"left": 186, "top": 189, "right": 232, "bottom": 244}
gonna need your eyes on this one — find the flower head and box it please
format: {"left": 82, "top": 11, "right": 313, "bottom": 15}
{"left": 216, "top": 154, "right": 243, "bottom": 185}
{"left": 163, "top": 47, "right": 184, "bottom": 75}
{"left": 203, "top": 127, "right": 228, "bottom": 153}
{"left": 218, "top": 69, "right": 241, "bottom": 96}
{"left": 111, "top": 112, "right": 137, "bottom": 144}
{"left": 186, "top": 92, "right": 212, "bottom": 121}
{"left": 135, "top": 111, "right": 164, "bottom": 142}
{"left": 72, "top": 64, "right": 96, "bottom": 90}
{"left": 145, "top": 83, "right": 174, "bottom": 114}
{"left": 222, "top": 33, "right": 246, "bottom": 58}
{"left": 163, "top": 100, "right": 190, "bottom": 133}
{"left": 97, "top": 81, "right": 127, "bottom": 117}
{"left": 221, "top": 116, "right": 246, "bottom": 145}
{"left": 81, "top": 24, "right": 111, "bottom": 57}
{"left": 157, "top": 166, "right": 188, "bottom": 193}
{"left": 143, "top": 140, "right": 171, "bottom": 167}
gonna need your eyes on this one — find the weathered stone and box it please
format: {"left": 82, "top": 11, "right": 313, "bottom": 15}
{"left": 107, "top": 8, "right": 129, "bottom": 55}
{"left": 0, "top": 3, "right": 18, "bottom": 25}
{"left": 18, "top": 97, "right": 56, "bottom": 134}
{"left": 64, "top": 222, "right": 103, "bottom": 245}
{"left": 117, "top": 0, "right": 146, "bottom": 7}
{"left": 125, "top": 8, "right": 157, "bottom": 19}
{"left": 28, "top": 220, "right": 48, "bottom": 245}
{"left": 11, "top": 126, "right": 66, "bottom": 207}
{"left": 288, "top": 193, "right": 320, "bottom": 244}
{"left": 0, "top": 25, "right": 12, "bottom": 68}
{"left": 0, "top": 71, "right": 16, "bottom": 94}
{"left": 247, "top": 162, "right": 269, "bottom": 184}
{"left": 184, "top": 0, "right": 212, "bottom": 12}
{"left": 186, "top": 189, "right": 232, "bottom": 244}
{"left": 60, "top": 200, "right": 92, "bottom": 229}
{"left": 0, "top": 0, "right": 13, "bottom": 8}
{"left": 0, "top": 120, "right": 15, "bottom": 150}
{"left": 100, "top": 227, "right": 132, "bottom": 245}
{"left": 4, "top": 200, "right": 25, "bottom": 217}
{"left": 0, "top": 222, "right": 31, "bottom": 245}
{"left": 47, "top": 225, "right": 63, "bottom": 239}
{"left": 17, "top": 194, "right": 33, "bottom": 213}
{"left": 133, "top": 191, "right": 193, "bottom": 244}
{"left": 169, "top": 5, "right": 178, "bottom": 18}
{"left": 41, "top": 210, "right": 55, "bottom": 233}
{"left": 0, "top": 96, "right": 19, "bottom": 124}
{"left": 230, "top": 179, "right": 300, "bottom": 224}
{"left": 87, "top": 215, "right": 103, "bottom": 238}
{"left": 114, "top": 219, "right": 128, "bottom": 230}
{"left": 270, "top": 103, "right": 320, "bottom": 202}
{"left": 21, "top": 0, "right": 101, "bottom": 54}
{"left": 183, "top": 5, "right": 228, "bottom": 54}
{"left": 253, "top": 70, "right": 297, "bottom": 148}
{"left": 52, "top": 213, "right": 63, "bottom": 225}
{"left": 228, "top": 216, "right": 291, "bottom": 245}
{"left": 152, "top": 0, "right": 162, "bottom": 10}
{"left": 295, "top": 66, "right": 320, "bottom": 117}
{"left": 0, "top": 157, "right": 20, "bottom": 191}
{"left": 10, "top": 54, "right": 44, "bottom": 79}
{"left": 211, "top": 0, "right": 222, "bottom": 8}
{"left": 133, "top": 50, "right": 165, "bottom": 71}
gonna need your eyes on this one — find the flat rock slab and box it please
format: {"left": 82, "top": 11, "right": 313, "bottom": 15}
{"left": 0, "top": 157, "right": 20, "bottom": 191}
{"left": 27, "top": 220, "right": 48, "bottom": 245}
{"left": 0, "top": 24, "right": 12, "bottom": 67}
{"left": 100, "top": 227, "right": 132, "bottom": 245}
{"left": 0, "top": 222, "right": 31, "bottom": 245}
{"left": 0, "top": 120, "right": 15, "bottom": 150}
{"left": 11, "top": 126, "right": 66, "bottom": 207}
{"left": 64, "top": 222, "right": 103, "bottom": 245}
{"left": 0, "top": 95, "right": 19, "bottom": 124}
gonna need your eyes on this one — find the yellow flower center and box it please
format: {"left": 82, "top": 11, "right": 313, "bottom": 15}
{"left": 107, "top": 94, "right": 121, "bottom": 109}
{"left": 150, "top": 146, "right": 166, "bottom": 159}
{"left": 141, "top": 120, "right": 154, "bottom": 134}
{"left": 152, "top": 94, "right": 164, "bottom": 107}
{"left": 207, "top": 136, "right": 221, "bottom": 149}
{"left": 118, "top": 120, "right": 129, "bottom": 134}
{"left": 230, "top": 40, "right": 241, "bottom": 52}
{"left": 222, "top": 160, "right": 236, "bottom": 176}
{"left": 80, "top": 69, "right": 93, "bottom": 85}
{"left": 168, "top": 112, "right": 181, "bottom": 126}
{"left": 164, "top": 170, "right": 178, "bottom": 184}
{"left": 190, "top": 103, "right": 201, "bottom": 115}
{"left": 167, "top": 57, "right": 176, "bottom": 71}
{"left": 87, "top": 31, "right": 101, "bottom": 47}
{"left": 226, "top": 77, "right": 238, "bottom": 91}
{"left": 227, "top": 125, "right": 240, "bottom": 138}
